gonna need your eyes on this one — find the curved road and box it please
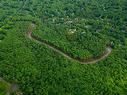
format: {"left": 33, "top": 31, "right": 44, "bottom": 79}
{"left": 27, "top": 23, "right": 112, "bottom": 64}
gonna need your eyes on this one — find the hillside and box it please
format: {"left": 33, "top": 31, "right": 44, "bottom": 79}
{"left": 0, "top": 0, "right": 127, "bottom": 95}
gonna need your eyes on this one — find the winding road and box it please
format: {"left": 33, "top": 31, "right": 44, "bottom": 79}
{"left": 27, "top": 23, "right": 112, "bottom": 64}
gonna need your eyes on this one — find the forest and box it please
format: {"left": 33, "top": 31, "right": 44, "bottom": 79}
{"left": 0, "top": 0, "right": 127, "bottom": 95}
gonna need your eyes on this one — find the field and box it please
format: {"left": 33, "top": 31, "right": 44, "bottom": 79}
{"left": 0, "top": 0, "right": 127, "bottom": 95}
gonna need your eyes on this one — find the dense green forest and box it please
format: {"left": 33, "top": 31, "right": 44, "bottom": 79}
{"left": 0, "top": 0, "right": 127, "bottom": 95}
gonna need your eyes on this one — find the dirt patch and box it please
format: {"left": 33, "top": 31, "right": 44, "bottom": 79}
{"left": 0, "top": 77, "right": 22, "bottom": 95}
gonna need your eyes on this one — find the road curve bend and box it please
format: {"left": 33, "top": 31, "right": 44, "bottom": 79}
{"left": 26, "top": 23, "right": 112, "bottom": 64}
